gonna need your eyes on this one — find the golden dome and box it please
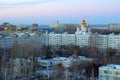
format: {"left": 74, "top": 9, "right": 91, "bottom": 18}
{"left": 81, "top": 20, "right": 86, "bottom": 27}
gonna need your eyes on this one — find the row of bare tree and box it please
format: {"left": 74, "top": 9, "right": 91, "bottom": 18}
{"left": 0, "top": 38, "right": 120, "bottom": 79}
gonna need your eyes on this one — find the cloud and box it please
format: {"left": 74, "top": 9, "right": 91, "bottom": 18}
{"left": 0, "top": 0, "right": 49, "bottom": 4}
{"left": 0, "top": 0, "right": 58, "bottom": 8}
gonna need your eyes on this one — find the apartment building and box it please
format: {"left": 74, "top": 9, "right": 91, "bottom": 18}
{"left": 108, "top": 33, "right": 120, "bottom": 53}
{"left": 46, "top": 20, "right": 120, "bottom": 54}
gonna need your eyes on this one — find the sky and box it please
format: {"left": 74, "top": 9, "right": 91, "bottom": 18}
{"left": 0, "top": 0, "right": 120, "bottom": 25}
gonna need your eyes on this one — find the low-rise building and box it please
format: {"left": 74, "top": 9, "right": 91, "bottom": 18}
{"left": 99, "top": 64, "right": 120, "bottom": 80}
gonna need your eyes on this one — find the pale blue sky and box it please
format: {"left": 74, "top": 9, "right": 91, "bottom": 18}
{"left": 0, "top": 0, "right": 120, "bottom": 24}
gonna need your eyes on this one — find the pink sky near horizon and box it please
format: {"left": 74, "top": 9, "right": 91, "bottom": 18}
{"left": 0, "top": 0, "right": 120, "bottom": 24}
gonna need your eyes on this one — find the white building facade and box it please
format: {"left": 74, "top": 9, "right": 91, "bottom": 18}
{"left": 108, "top": 33, "right": 120, "bottom": 53}
{"left": 46, "top": 20, "right": 120, "bottom": 54}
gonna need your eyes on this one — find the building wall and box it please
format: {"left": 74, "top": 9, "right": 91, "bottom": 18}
{"left": 96, "top": 34, "right": 108, "bottom": 53}
{"left": 48, "top": 34, "right": 62, "bottom": 46}
{"left": 108, "top": 34, "right": 120, "bottom": 53}
{"left": 96, "top": 34, "right": 108, "bottom": 49}
{"left": 62, "top": 34, "right": 75, "bottom": 45}
{"left": 76, "top": 34, "right": 90, "bottom": 47}
{"left": 47, "top": 33, "right": 120, "bottom": 54}
{"left": 108, "top": 24, "right": 120, "bottom": 31}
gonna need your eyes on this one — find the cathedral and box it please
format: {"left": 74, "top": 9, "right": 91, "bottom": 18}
{"left": 75, "top": 20, "right": 91, "bottom": 34}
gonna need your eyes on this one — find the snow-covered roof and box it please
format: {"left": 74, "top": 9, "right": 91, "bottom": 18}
{"left": 99, "top": 64, "right": 120, "bottom": 70}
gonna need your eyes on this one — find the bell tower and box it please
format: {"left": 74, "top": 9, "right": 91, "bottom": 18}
{"left": 81, "top": 20, "right": 87, "bottom": 34}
